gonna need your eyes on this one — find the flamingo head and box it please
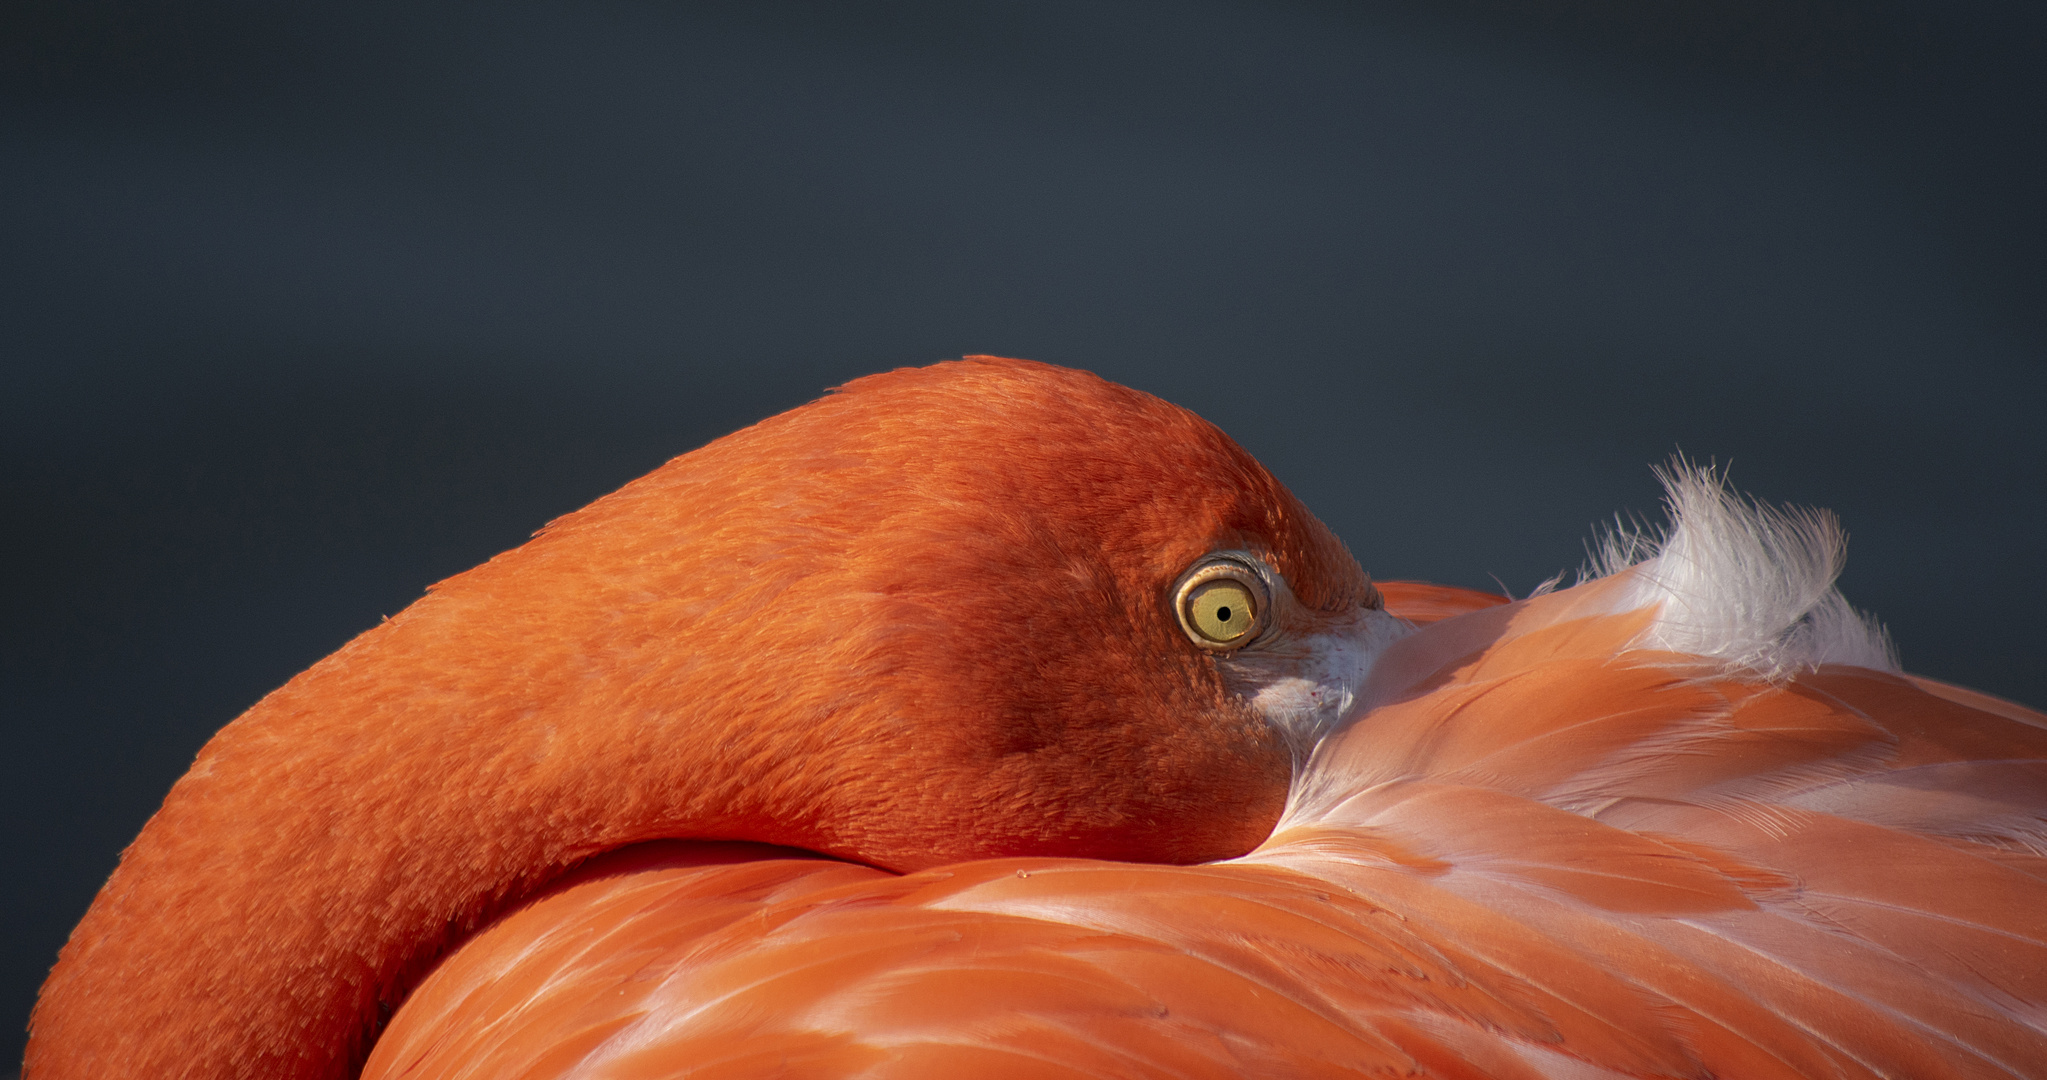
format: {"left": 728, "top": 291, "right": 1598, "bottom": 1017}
{"left": 483, "top": 355, "right": 1396, "bottom": 869}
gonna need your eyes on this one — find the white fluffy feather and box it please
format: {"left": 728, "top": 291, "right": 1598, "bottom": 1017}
{"left": 1587, "top": 460, "right": 1898, "bottom": 676}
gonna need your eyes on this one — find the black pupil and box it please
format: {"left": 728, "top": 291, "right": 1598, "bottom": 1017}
{"left": 1215, "top": 605, "right": 1233, "bottom": 622}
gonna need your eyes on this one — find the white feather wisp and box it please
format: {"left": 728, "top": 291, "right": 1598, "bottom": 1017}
{"left": 1587, "top": 460, "right": 1898, "bottom": 677}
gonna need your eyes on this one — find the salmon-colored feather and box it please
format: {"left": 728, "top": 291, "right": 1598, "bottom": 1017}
{"left": 1369, "top": 580, "right": 1509, "bottom": 625}
{"left": 27, "top": 358, "right": 2047, "bottom": 1079}
{"left": 362, "top": 585, "right": 2047, "bottom": 1079}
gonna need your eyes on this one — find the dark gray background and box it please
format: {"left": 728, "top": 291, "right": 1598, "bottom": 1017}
{"left": 4, "top": 0, "right": 2042, "bottom": 1064}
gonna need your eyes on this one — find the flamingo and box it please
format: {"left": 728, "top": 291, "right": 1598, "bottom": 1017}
{"left": 26, "top": 357, "right": 2047, "bottom": 1079}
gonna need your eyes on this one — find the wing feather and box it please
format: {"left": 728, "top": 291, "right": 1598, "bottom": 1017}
{"left": 366, "top": 584, "right": 2047, "bottom": 1079}
{"left": 1377, "top": 582, "right": 1512, "bottom": 625}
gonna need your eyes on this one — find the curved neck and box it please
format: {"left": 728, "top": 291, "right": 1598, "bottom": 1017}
{"left": 26, "top": 598, "right": 801, "bottom": 1080}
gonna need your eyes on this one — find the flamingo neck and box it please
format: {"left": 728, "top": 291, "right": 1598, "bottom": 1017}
{"left": 26, "top": 596, "right": 817, "bottom": 1080}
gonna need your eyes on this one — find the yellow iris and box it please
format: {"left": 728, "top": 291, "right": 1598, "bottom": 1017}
{"left": 1185, "top": 580, "right": 1257, "bottom": 644}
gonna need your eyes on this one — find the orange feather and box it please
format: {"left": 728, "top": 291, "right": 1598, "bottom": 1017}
{"left": 364, "top": 597, "right": 2047, "bottom": 1080}
{"left": 26, "top": 357, "right": 2047, "bottom": 1079}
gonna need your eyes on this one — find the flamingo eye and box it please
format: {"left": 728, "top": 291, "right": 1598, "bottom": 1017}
{"left": 1173, "top": 557, "right": 1271, "bottom": 650}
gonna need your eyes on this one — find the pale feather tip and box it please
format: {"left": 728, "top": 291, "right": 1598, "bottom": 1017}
{"left": 1586, "top": 459, "right": 1899, "bottom": 677}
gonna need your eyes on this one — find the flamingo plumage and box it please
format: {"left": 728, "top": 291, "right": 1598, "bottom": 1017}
{"left": 26, "top": 357, "right": 2047, "bottom": 1079}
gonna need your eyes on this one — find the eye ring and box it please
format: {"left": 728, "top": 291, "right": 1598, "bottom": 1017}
{"left": 1172, "top": 555, "right": 1273, "bottom": 651}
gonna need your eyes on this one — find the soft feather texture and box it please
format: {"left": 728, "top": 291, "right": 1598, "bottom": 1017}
{"left": 1584, "top": 459, "right": 1897, "bottom": 676}
{"left": 364, "top": 578, "right": 2047, "bottom": 1079}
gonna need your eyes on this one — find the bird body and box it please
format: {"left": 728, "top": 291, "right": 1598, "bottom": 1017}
{"left": 364, "top": 571, "right": 2047, "bottom": 1079}
{"left": 27, "top": 358, "right": 2047, "bottom": 1079}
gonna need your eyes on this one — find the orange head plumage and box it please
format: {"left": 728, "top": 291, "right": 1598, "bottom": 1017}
{"left": 27, "top": 357, "right": 1392, "bottom": 1080}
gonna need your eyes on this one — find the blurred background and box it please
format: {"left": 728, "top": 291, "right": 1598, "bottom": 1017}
{"left": 3, "top": 0, "right": 2043, "bottom": 1062}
